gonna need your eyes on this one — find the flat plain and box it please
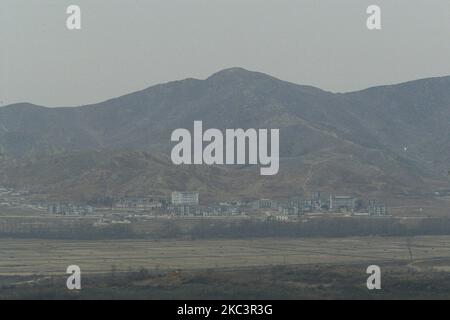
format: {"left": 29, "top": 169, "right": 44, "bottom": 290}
{"left": 2, "top": 236, "right": 450, "bottom": 276}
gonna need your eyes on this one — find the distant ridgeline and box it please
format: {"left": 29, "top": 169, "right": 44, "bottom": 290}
{"left": 0, "top": 68, "right": 449, "bottom": 200}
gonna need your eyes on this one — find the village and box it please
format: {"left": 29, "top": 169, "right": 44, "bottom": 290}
{"left": 0, "top": 185, "right": 390, "bottom": 227}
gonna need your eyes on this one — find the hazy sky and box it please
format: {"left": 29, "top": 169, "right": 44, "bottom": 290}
{"left": 1, "top": 0, "right": 450, "bottom": 107}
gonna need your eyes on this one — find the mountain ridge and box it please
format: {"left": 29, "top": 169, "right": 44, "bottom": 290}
{"left": 1, "top": 68, "right": 449, "bottom": 202}
{"left": 4, "top": 68, "right": 450, "bottom": 109}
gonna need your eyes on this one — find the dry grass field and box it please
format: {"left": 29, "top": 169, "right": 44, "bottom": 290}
{"left": 2, "top": 236, "right": 450, "bottom": 276}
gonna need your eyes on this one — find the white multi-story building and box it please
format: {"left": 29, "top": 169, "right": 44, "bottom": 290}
{"left": 171, "top": 191, "right": 199, "bottom": 206}
{"left": 329, "top": 195, "right": 356, "bottom": 212}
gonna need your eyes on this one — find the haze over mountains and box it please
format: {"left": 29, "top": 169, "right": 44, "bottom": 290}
{"left": 0, "top": 68, "right": 449, "bottom": 202}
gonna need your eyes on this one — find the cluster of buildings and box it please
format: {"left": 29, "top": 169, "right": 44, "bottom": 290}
{"left": 0, "top": 187, "right": 31, "bottom": 208}
{"left": 367, "top": 199, "right": 388, "bottom": 216}
{"left": 97, "top": 192, "right": 245, "bottom": 217}
{"left": 41, "top": 189, "right": 388, "bottom": 220}
{"left": 47, "top": 203, "right": 95, "bottom": 216}
{"left": 165, "top": 191, "right": 389, "bottom": 219}
{"left": 253, "top": 191, "right": 389, "bottom": 218}
{"left": 167, "top": 192, "right": 244, "bottom": 217}
{"left": 114, "top": 197, "right": 163, "bottom": 210}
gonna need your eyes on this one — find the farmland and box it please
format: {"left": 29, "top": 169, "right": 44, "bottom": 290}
{"left": 1, "top": 236, "right": 450, "bottom": 276}
{"left": 2, "top": 236, "right": 450, "bottom": 299}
